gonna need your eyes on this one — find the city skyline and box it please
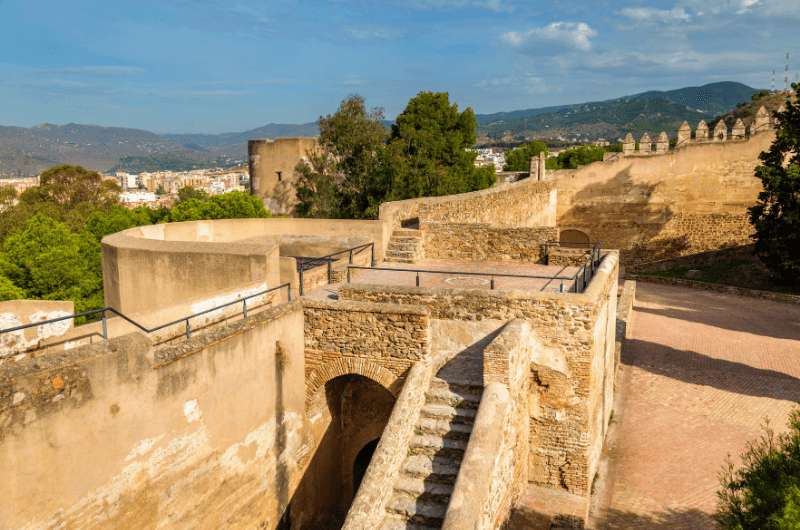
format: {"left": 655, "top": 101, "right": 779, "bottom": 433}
{"left": 1, "top": 0, "right": 798, "bottom": 133}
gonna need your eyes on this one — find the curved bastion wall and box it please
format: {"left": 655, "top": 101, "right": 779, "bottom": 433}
{"left": 101, "top": 217, "right": 386, "bottom": 316}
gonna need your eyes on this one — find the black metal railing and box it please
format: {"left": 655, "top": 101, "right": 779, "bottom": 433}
{"left": 346, "top": 259, "right": 601, "bottom": 294}
{"left": 0, "top": 283, "right": 292, "bottom": 343}
{"left": 293, "top": 242, "right": 376, "bottom": 295}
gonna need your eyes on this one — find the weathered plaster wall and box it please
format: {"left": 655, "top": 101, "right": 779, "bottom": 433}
{"left": 555, "top": 133, "right": 770, "bottom": 267}
{"left": 0, "top": 302, "right": 307, "bottom": 529}
{"left": 339, "top": 252, "right": 619, "bottom": 496}
{"left": 248, "top": 137, "right": 319, "bottom": 215}
{"left": 0, "top": 300, "right": 74, "bottom": 357}
{"left": 380, "top": 179, "right": 557, "bottom": 229}
{"left": 422, "top": 222, "right": 557, "bottom": 262}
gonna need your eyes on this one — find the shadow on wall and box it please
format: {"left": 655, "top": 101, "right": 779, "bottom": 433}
{"left": 559, "top": 167, "right": 690, "bottom": 266}
{"left": 593, "top": 507, "right": 714, "bottom": 529}
{"left": 284, "top": 374, "right": 395, "bottom": 530}
{"left": 623, "top": 339, "right": 800, "bottom": 402}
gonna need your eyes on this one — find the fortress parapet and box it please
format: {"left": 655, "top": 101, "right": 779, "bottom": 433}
{"left": 619, "top": 106, "right": 777, "bottom": 158}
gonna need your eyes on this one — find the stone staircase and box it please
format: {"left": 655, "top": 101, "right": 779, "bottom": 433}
{"left": 380, "top": 346, "right": 484, "bottom": 529}
{"left": 384, "top": 229, "right": 423, "bottom": 263}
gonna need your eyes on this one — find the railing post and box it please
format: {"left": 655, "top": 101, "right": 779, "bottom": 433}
{"left": 349, "top": 249, "right": 354, "bottom": 264}
{"left": 416, "top": 271, "right": 420, "bottom": 287}
{"left": 490, "top": 277, "right": 495, "bottom": 290}
{"left": 370, "top": 243, "right": 376, "bottom": 267}
{"left": 327, "top": 259, "right": 333, "bottom": 284}
{"left": 242, "top": 298, "right": 248, "bottom": 319}
{"left": 299, "top": 267, "right": 305, "bottom": 296}
{"left": 101, "top": 310, "right": 108, "bottom": 341}
{"left": 560, "top": 280, "right": 564, "bottom": 293}
{"left": 185, "top": 319, "right": 192, "bottom": 338}
{"left": 287, "top": 283, "right": 293, "bottom": 301}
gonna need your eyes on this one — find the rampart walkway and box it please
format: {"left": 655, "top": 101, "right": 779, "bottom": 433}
{"left": 592, "top": 282, "right": 800, "bottom": 528}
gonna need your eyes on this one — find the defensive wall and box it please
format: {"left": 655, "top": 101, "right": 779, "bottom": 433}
{"left": 248, "top": 137, "right": 319, "bottom": 215}
{"left": 0, "top": 302, "right": 307, "bottom": 529}
{"left": 555, "top": 130, "right": 771, "bottom": 268}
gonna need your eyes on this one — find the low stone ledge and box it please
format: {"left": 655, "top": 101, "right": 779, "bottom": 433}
{"left": 301, "top": 297, "right": 430, "bottom": 316}
{"left": 627, "top": 274, "right": 800, "bottom": 305}
{"left": 443, "top": 382, "right": 511, "bottom": 530}
{"left": 343, "top": 359, "right": 434, "bottom": 529}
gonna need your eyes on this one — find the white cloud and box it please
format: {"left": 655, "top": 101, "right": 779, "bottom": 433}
{"left": 683, "top": 0, "right": 799, "bottom": 16}
{"left": 476, "top": 74, "right": 547, "bottom": 95}
{"left": 619, "top": 6, "right": 691, "bottom": 23}
{"left": 502, "top": 22, "right": 597, "bottom": 52}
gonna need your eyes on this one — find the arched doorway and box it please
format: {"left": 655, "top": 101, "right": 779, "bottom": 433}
{"left": 353, "top": 439, "right": 380, "bottom": 496}
{"left": 288, "top": 374, "right": 395, "bottom": 530}
{"left": 559, "top": 229, "right": 591, "bottom": 246}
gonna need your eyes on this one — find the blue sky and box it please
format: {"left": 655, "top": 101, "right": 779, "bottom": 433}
{"left": 0, "top": 0, "right": 798, "bottom": 133}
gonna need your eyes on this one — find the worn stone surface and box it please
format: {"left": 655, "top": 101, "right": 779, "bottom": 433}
{"left": 422, "top": 222, "right": 557, "bottom": 263}
{"left": 556, "top": 133, "right": 771, "bottom": 268}
{"left": 0, "top": 302, "right": 307, "bottom": 530}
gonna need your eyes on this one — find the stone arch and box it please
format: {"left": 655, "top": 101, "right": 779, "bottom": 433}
{"left": 305, "top": 357, "right": 400, "bottom": 405}
{"left": 559, "top": 228, "right": 591, "bottom": 245}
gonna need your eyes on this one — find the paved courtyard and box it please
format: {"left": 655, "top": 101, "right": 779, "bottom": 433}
{"left": 592, "top": 282, "right": 800, "bottom": 528}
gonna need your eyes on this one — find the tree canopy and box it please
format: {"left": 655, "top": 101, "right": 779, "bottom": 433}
{"left": 295, "top": 92, "right": 495, "bottom": 219}
{"left": 295, "top": 95, "right": 388, "bottom": 219}
{"left": 748, "top": 83, "right": 800, "bottom": 285}
{"left": 546, "top": 145, "right": 607, "bottom": 170}
{"left": 0, "top": 167, "right": 271, "bottom": 311}
{"left": 503, "top": 141, "right": 548, "bottom": 171}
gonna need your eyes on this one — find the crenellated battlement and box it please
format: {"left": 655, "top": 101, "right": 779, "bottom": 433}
{"left": 619, "top": 105, "right": 782, "bottom": 157}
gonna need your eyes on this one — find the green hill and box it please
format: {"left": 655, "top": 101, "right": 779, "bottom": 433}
{"left": 476, "top": 81, "right": 760, "bottom": 141}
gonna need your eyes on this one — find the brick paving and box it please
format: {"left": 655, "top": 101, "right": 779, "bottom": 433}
{"left": 592, "top": 282, "right": 800, "bottom": 529}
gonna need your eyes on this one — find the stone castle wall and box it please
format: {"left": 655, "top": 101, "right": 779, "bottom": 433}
{"left": 422, "top": 223, "right": 558, "bottom": 262}
{"left": 380, "top": 178, "right": 556, "bottom": 230}
{"left": 555, "top": 132, "right": 771, "bottom": 268}
{"left": 248, "top": 137, "right": 319, "bottom": 215}
{"left": 0, "top": 302, "right": 308, "bottom": 529}
{"left": 339, "top": 252, "right": 620, "bottom": 496}
{"left": 302, "top": 299, "right": 431, "bottom": 402}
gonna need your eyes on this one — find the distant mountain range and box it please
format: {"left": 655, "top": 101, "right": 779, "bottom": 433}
{"left": 0, "top": 81, "right": 759, "bottom": 176}
{"left": 475, "top": 81, "right": 760, "bottom": 141}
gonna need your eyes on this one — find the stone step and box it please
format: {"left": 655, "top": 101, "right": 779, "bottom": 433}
{"left": 394, "top": 474, "right": 455, "bottom": 503}
{"left": 403, "top": 454, "right": 460, "bottom": 484}
{"left": 420, "top": 403, "right": 477, "bottom": 423}
{"left": 384, "top": 256, "right": 416, "bottom": 264}
{"left": 386, "top": 492, "right": 448, "bottom": 527}
{"left": 386, "top": 249, "right": 417, "bottom": 258}
{"left": 409, "top": 433, "right": 468, "bottom": 457}
{"left": 425, "top": 382, "right": 482, "bottom": 409}
{"left": 388, "top": 243, "right": 420, "bottom": 252}
{"left": 393, "top": 229, "right": 422, "bottom": 237}
{"left": 381, "top": 512, "right": 439, "bottom": 530}
{"left": 416, "top": 418, "right": 473, "bottom": 439}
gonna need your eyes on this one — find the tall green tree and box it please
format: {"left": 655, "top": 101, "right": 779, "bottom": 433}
{"left": 0, "top": 214, "right": 102, "bottom": 311}
{"left": 295, "top": 95, "right": 388, "bottom": 218}
{"left": 748, "top": 84, "right": 800, "bottom": 285}
{"left": 168, "top": 190, "right": 270, "bottom": 221}
{"left": 503, "top": 141, "right": 548, "bottom": 171}
{"left": 385, "top": 91, "right": 495, "bottom": 200}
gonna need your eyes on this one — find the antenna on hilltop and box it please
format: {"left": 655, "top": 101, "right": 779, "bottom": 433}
{"left": 772, "top": 69, "right": 776, "bottom": 92}
{"left": 785, "top": 52, "right": 791, "bottom": 92}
